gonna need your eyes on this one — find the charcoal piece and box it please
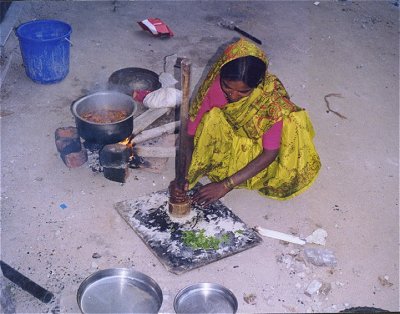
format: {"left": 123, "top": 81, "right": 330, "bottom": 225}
{"left": 99, "top": 144, "right": 130, "bottom": 168}
{"left": 55, "top": 127, "right": 82, "bottom": 154}
{"left": 61, "top": 148, "right": 88, "bottom": 168}
{"left": 128, "top": 155, "right": 146, "bottom": 168}
{"left": 103, "top": 166, "right": 129, "bottom": 183}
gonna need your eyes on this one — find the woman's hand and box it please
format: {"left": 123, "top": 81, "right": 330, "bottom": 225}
{"left": 169, "top": 179, "right": 189, "bottom": 203}
{"left": 191, "top": 181, "right": 231, "bottom": 207}
{"left": 191, "top": 148, "right": 279, "bottom": 207}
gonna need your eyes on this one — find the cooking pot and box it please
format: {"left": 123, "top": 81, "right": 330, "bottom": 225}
{"left": 77, "top": 268, "right": 163, "bottom": 313}
{"left": 71, "top": 91, "right": 137, "bottom": 144}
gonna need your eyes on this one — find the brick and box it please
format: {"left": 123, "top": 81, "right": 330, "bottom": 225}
{"left": 61, "top": 148, "right": 88, "bottom": 168}
{"left": 55, "top": 126, "right": 78, "bottom": 138}
{"left": 103, "top": 166, "right": 129, "bottom": 183}
{"left": 99, "top": 143, "right": 130, "bottom": 168}
{"left": 55, "top": 127, "right": 82, "bottom": 154}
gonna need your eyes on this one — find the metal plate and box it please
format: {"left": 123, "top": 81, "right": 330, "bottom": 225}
{"left": 77, "top": 268, "right": 163, "bottom": 314}
{"left": 174, "top": 283, "right": 238, "bottom": 314}
{"left": 108, "top": 67, "right": 161, "bottom": 95}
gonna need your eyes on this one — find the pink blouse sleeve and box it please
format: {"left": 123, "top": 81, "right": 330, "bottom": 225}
{"left": 187, "top": 92, "right": 212, "bottom": 136}
{"left": 262, "top": 120, "right": 283, "bottom": 150}
{"left": 187, "top": 75, "right": 227, "bottom": 136}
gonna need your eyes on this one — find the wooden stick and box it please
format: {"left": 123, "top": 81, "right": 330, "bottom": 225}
{"left": 254, "top": 226, "right": 306, "bottom": 245}
{"left": 134, "top": 145, "right": 176, "bottom": 158}
{"left": 132, "top": 107, "right": 171, "bottom": 135}
{"left": 175, "top": 59, "right": 191, "bottom": 186}
{"left": 132, "top": 121, "right": 179, "bottom": 145}
{"left": 169, "top": 58, "right": 191, "bottom": 217}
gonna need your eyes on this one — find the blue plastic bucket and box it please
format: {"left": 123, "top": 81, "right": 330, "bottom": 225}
{"left": 16, "top": 19, "right": 72, "bottom": 84}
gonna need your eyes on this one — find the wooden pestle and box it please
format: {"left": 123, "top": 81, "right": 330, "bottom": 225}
{"left": 169, "top": 58, "right": 191, "bottom": 217}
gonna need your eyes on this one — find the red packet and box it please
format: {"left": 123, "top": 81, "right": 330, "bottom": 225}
{"left": 138, "top": 18, "right": 174, "bottom": 37}
{"left": 132, "top": 90, "right": 152, "bottom": 103}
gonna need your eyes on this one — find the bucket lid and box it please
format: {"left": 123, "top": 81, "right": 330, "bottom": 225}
{"left": 16, "top": 19, "right": 72, "bottom": 42}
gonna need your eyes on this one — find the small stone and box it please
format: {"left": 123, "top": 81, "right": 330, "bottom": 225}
{"left": 319, "top": 282, "right": 332, "bottom": 295}
{"left": 378, "top": 275, "right": 393, "bottom": 287}
{"left": 305, "top": 279, "right": 322, "bottom": 296}
{"left": 305, "top": 228, "right": 328, "bottom": 245}
{"left": 243, "top": 293, "right": 257, "bottom": 305}
{"left": 92, "top": 252, "right": 101, "bottom": 259}
{"left": 303, "top": 247, "right": 337, "bottom": 267}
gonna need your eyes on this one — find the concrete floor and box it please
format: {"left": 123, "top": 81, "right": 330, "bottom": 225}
{"left": 1, "top": 1, "right": 399, "bottom": 313}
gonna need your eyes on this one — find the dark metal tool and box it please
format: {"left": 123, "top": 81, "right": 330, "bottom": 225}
{"left": 218, "top": 20, "right": 262, "bottom": 45}
{"left": 0, "top": 260, "right": 54, "bottom": 303}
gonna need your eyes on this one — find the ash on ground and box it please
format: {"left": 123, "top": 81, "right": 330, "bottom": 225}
{"left": 83, "top": 141, "right": 146, "bottom": 173}
{"left": 84, "top": 142, "right": 104, "bottom": 172}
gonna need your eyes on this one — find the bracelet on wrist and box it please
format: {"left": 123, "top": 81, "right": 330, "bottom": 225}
{"left": 223, "top": 180, "right": 230, "bottom": 190}
{"left": 223, "top": 177, "right": 235, "bottom": 190}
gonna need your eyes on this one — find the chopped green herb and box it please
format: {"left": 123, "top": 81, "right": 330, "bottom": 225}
{"left": 182, "top": 229, "right": 228, "bottom": 250}
{"left": 221, "top": 233, "right": 230, "bottom": 244}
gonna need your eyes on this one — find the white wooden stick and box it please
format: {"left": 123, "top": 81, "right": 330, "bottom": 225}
{"left": 254, "top": 226, "right": 306, "bottom": 245}
{"left": 132, "top": 121, "right": 179, "bottom": 144}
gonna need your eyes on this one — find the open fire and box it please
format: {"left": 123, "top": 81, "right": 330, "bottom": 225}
{"left": 57, "top": 90, "right": 178, "bottom": 183}
{"left": 55, "top": 127, "right": 145, "bottom": 183}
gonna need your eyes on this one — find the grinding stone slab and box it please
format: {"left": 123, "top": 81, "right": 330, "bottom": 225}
{"left": 114, "top": 185, "right": 262, "bottom": 274}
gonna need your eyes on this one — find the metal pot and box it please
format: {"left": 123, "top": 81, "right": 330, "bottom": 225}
{"left": 77, "top": 268, "right": 163, "bottom": 313}
{"left": 174, "top": 283, "right": 238, "bottom": 314}
{"left": 71, "top": 91, "right": 137, "bottom": 144}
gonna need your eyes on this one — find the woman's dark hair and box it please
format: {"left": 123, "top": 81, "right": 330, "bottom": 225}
{"left": 220, "top": 56, "right": 266, "bottom": 88}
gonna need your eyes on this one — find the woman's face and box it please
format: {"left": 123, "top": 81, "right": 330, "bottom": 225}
{"left": 220, "top": 79, "right": 253, "bottom": 103}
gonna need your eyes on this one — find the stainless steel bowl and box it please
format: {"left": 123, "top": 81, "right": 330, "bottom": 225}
{"left": 174, "top": 283, "right": 238, "bottom": 314}
{"left": 77, "top": 268, "right": 163, "bottom": 314}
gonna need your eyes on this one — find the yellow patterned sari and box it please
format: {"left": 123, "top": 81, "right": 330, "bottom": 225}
{"left": 187, "top": 39, "right": 321, "bottom": 200}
